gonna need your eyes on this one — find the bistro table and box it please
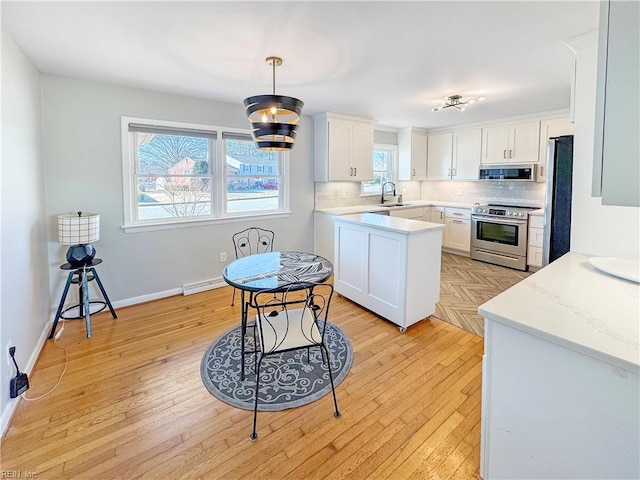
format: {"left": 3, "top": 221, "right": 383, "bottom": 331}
{"left": 222, "top": 251, "right": 333, "bottom": 379}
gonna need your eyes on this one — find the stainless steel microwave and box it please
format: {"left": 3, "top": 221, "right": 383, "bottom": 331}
{"left": 479, "top": 164, "right": 537, "bottom": 181}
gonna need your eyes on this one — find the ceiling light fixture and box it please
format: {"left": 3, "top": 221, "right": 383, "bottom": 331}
{"left": 432, "top": 94, "right": 486, "bottom": 112}
{"left": 243, "top": 56, "right": 304, "bottom": 151}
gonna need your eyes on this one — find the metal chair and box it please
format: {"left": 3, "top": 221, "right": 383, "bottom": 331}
{"left": 249, "top": 282, "right": 341, "bottom": 441}
{"left": 230, "top": 227, "right": 274, "bottom": 306}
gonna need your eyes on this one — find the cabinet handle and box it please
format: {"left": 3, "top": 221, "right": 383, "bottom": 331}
{"left": 509, "top": 149, "right": 513, "bottom": 158}
{"left": 440, "top": 211, "right": 444, "bottom": 220}
{"left": 503, "top": 150, "right": 507, "bottom": 159}
{"left": 448, "top": 168, "right": 451, "bottom": 176}
{"left": 412, "top": 168, "right": 416, "bottom": 176}
{"left": 539, "top": 166, "right": 544, "bottom": 177}
{"left": 452, "top": 168, "right": 457, "bottom": 176}
{"left": 349, "top": 167, "right": 353, "bottom": 176}
{"left": 453, "top": 212, "right": 463, "bottom": 216}
{"left": 451, "top": 219, "right": 464, "bottom": 224}
{"left": 354, "top": 167, "right": 357, "bottom": 176}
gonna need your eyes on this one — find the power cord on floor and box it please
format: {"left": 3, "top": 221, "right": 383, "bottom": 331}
{"left": 21, "top": 319, "right": 69, "bottom": 402}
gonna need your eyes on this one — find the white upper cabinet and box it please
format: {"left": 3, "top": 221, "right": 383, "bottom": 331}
{"left": 482, "top": 121, "right": 540, "bottom": 164}
{"left": 426, "top": 133, "right": 453, "bottom": 180}
{"left": 314, "top": 112, "right": 374, "bottom": 182}
{"left": 427, "top": 129, "right": 481, "bottom": 181}
{"left": 452, "top": 129, "right": 482, "bottom": 180}
{"left": 398, "top": 128, "right": 428, "bottom": 181}
{"left": 537, "top": 117, "right": 574, "bottom": 182}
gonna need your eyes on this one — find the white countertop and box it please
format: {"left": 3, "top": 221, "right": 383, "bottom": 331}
{"left": 335, "top": 213, "right": 445, "bottom": 234}
{"left": 529, "top": 208, "right": 544, "bottom": 215}
{"left": 315, "top": 200, "right": 475, "bottom": 216}
{"left": 479, "top": 251, "right": 640, "bottom": 372}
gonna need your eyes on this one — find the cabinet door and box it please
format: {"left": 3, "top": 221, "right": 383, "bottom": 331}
{"left": 430, "top": 207, "right": 445, "bottom": 223}
{"left": 482, "top": 125, "right": 510, "bottom": 164}
{"left": 398, "top": 129, "right": 427, "bottom": 180}
{"left": 411, "top": 132, "right": 428, "bottom": 180}
{"left": 350, "top": 122, "right": 374, "bottom": 181}
{"left": 327, "top": 120, "right": 352, "bottom": 180}
{"left": 334, "top": 224, "right": 368, "bottom": 301}
{"left": 445, "top": 218, "right": 471, "bottom": 252}
{"left": 426, "top": 133, "right": 453, "bottom": 180}
{"left": 537, "top": 118, "right": 574, "bottom": 181}
{"left": 509, "top": 121, "right": 540, "bottom": 163}
{"left": 453, "top": 129, "right": 482, "bottom": 180}
{"left": 390, "top": 207, "right": 424, "bottom": 220}
{"left": 430, "top": 207, "right": 445, "bottom": 244}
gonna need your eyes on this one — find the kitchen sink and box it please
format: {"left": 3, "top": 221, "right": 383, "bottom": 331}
{"left": 378, "top": 203, "right": 411, "bottom": 207}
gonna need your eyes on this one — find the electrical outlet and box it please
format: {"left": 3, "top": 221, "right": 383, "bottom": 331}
{"left": 219, "top": 251, "right": 227, "bottom": 263}
{"left": 6, "top": 340, "right": 13, "bottom": 368}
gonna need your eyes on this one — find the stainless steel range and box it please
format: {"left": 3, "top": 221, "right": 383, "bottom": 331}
{"left": 471, "top": 204, "right": 539, "bottom": 271}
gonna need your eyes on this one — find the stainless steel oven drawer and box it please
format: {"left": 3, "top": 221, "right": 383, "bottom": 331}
{"left": 471, "top": 247, "right": 527, "bottom": 271}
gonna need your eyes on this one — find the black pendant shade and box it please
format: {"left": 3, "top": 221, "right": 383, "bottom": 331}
{"left": 243, "top": 57, "right": 304, "bottom": 151}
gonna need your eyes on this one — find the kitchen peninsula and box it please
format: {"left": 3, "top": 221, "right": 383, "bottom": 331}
{"left": 333, "top": 213, "right": 444, "bottom": 332}
{"left": 479, "top": 252, "right": 640, "bottom": 479}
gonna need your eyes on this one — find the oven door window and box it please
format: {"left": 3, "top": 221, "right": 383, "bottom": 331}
{"left": 477, "top": 221, "right": 519, "bottom": 246}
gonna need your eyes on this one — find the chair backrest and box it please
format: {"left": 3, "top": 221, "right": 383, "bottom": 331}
{"left": 253, "top": 283, "right": 334, "bottom": 354}
{"left": 232, "top": 227, "right": 274, "bottom": 259}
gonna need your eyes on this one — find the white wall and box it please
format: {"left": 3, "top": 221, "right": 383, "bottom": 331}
{"left": 570, "top": 36, "right": 640, "bottom": 260}
{"left": 41, "top": 75, "right": 316, "bottom": 307}
{"left": 1, "top": 30, "right": 51, "bottom": 431}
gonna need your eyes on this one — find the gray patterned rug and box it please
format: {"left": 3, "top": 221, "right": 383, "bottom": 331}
{"left": 200, "top": 322, "right": 353, "bottom": 411}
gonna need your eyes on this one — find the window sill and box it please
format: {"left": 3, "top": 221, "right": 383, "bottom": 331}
{"left": 121, "top": 211, "right": 292, "bottom": 233}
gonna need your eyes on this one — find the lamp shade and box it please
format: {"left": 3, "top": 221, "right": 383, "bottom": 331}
{"left": 58, "top": 212, "right": 100, "bottom": 245}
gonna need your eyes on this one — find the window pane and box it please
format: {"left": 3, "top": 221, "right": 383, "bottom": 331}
{"left": 137, "top": 176, "right": 212, "bottom": 220}
{"left": 136, "top": 133, "right": 209, "bottom": 175}
{"left": 225, "top": 137, "right": 280, "bottom": 214}
{"left": 362, "top": 146, "right": 395, "bottom": 195}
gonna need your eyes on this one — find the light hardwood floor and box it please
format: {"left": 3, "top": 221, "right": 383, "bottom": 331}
{"left": 0, "top": 253, "right": 527, "bottom": 479}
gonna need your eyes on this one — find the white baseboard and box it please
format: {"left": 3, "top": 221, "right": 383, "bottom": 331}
{"left": 0, "top": 279, "right": 229, "bottom": 438}
{"left": 1, "top": 320, "right": 51, "bottom": 438}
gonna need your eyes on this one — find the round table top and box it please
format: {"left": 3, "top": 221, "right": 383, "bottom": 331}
{"left": 223, "top": 251, "right": 333, "bottom": 292}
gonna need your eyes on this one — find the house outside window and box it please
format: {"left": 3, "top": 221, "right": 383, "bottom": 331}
{"left": 362, "top": 144, "right": 396, "bottom": 195}
{"left": 121, "top": 117, "right": 289, "bottom": 232}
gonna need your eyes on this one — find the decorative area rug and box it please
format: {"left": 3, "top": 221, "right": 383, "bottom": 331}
{"left": 200, "top": 322, "right": 353, "bottom": 411}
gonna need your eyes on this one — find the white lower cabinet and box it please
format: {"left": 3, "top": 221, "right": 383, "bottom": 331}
{"left": 334, "top": 216, "right": 442, "bottom": 332}
{"left": 430, "top": 206, "right": 445, "bottom": 244}
{"left": 444, "top": 207, "right": 471, "bottom": 253}
{"left": 527, "top": 213, "right": 544, "bottom": 268}
{"left": 389, "top": 206, "right": 430, "bottom": 221}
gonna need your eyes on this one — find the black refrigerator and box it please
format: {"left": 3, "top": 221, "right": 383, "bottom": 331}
{"left": 543, "top": 135, "right": 574, "bottom": 265}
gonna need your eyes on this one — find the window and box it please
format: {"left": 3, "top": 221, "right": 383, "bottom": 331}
{"left": 362, "top": 145, "right": 396, "bottom": 195}
{"left": 122, "top": 117, "right": 289, "bottom": 232}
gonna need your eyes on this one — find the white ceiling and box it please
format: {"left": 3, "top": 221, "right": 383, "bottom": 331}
{"left": 2, "top": 1, "right": 599, "bottom": 130}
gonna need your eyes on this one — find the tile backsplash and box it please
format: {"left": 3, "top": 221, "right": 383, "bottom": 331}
{"left": 315, "top": 180, "right": 545, "bottom": 209}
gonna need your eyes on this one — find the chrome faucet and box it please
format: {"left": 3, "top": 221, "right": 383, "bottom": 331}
{"left": 380, "top": 181, "right": 396, "bottom": 204}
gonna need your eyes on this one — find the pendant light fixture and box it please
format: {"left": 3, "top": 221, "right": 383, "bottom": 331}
{"left": 432, "top": 94, "right": 485, "bottom": 112}
{"left": 243, "top": 56, "right": 304, "bottom": 151}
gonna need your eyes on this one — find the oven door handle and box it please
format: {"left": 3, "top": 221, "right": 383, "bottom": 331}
{"left": 472, "top": 216, "right": 528, "bottom": 226}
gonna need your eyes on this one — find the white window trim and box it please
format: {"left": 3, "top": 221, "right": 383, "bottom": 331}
{"left": 120, "top": 116, "right": 290, "bottom": 233}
